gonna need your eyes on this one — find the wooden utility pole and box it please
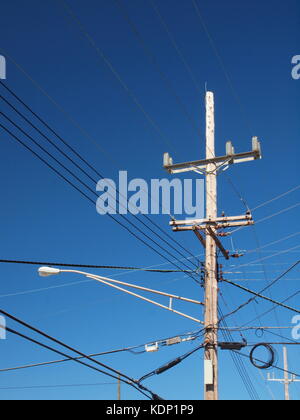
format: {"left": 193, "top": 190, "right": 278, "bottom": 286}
{"left": 267, "top": 346, "right": 300, "bottom": 400}
{"left": 204, "top": 92, "right": 218, "bottom": 400}
{"left": 163, "top": 91, "right": 262, "bottom": 401}
{"left": 284, "top": 346, "right": 290, "bottom": 401}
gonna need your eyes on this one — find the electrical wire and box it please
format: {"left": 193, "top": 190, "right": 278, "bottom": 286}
{"left": 138, "top": 342, "right": 205, "bottom": 383}
{"left": 113, "top": 0, "right": 199, "bottom": 136}
{"left": 231, "top": 246, "right": 300, "bottom": 270}
{"left": 0, "top": 81, "right": 199, "bottom": 266}
{"left": 251, "top": 185, "right": 300, "bottom": 212}
{"left": 233, "top": 350, "right": 300, "bottom": 379}
{"left": 55, "top": 1, "right": 224, "bottom": 225}
{"left": 0, "top": 94, "right": 198, "bottom": 273}
{"left": 218, "top": 306, "right": 260, "bottom": 400}
{"left": 0, "top": 382, "right": 117, "bottom": 391}
{"left": 241, "top": 290, "right": 300, "bottom": 328}
{"left": 231, "top": 204, "right": 300, "bottom": 235}
{"left": 0, "top": 309, "right": 163, "bottom": 400}
{"left": 249, "top": 344, "right": 275, "bottom": 370}
{"left": 0, "top": 259, "right": 193, "bottom": 273}
{"left": 0, "top": 121, "right": 200, "bottom": 283}
{"left": 241, "top": 232, "right": 300, "bottom": 257}
{"left": 2, "top": 325, "right": 151, "bottom": 399}
{"left": 149, "top": 0, "right": 203, "bottom": 94}
{"left": 0, "top": 329, "right": 201, "bottom": 374}
{"left": 191, "top": 0, "right": 254, "bottom": 135}
{"left": 221, "top": 261, "right": 300, "bottom": 321}
{"left": 57, "top": 0, "right": 175, "bottom": 151}
{"left": 222, "top": 280, "right": 300, "bottom": 316}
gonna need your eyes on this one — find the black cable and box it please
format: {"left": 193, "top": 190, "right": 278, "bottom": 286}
{"left": 221, "top": 278, "right": 300, "bottom": 319}
{"left": 218, "top": 307, "right": 260, "bottom": 401}
{"left": 0, "top": 121, "right": 199, "bottom": 283}
{"left": 0, "top": 309, "right": 163, "bottom": 400}
{"left": 223, "top": 261, "right": 300, "bottom": 318}
{"left": 113, "top": 0, "right": 199, "bottom": 136}
{"left": 249, "top": 344, "right": 275, "bottom": 370}
{"left": 258, "top": 327, "right": 300, "bottom": 346}
{"left": 223, "top": 169, "right": 283, "bottom": 331}
{"left": 0, "top": 259, "right": 193, "bottom": 273}
{"left": 234, "top": 350, "right": 300, "bottom": 379}
{"left": 218, "top": 267, "right": 261, "bottom": 400}
{"left": 0, "top": 345, "right": 149, "bottom": 374}
{"left": 0, "top": 382, "right": 117, "bottom": 391}
{"left": 0, "top": 329, "right": 201, "bottom": 374}
{"left": 0, "top": 68, "right": 199, "bottom": 269}
{"left": 0, "top": 109, "right": 195, "bottom": 274}
{"left": 4, "top": 325, "right": 150, "bottom": 399}
{"left": 139, "top": 342, "right": 205, "bottom": 383}
{"left": 255, "top": 260, "right": 300, "bottom": 299}
{"left": 241, "top": 290, "right": 300, "bottom": 328}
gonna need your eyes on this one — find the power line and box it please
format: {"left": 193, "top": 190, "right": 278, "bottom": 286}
{"left": 0, "top": 309, "right": 163, "bottom": 400}
{"left": 5, "top": 325, "right": 154, "bottom": 399}
{"left": 0, "top": 121, "right": 199, "bottom": 282}
{"left": 57, "top": 0, "right": 175, "bottom": 151}
{"left": 0, "top": 330, "right": 201, "bottom": 374}
{"left": 250, "top": 227, "right": 281, "bottom": 330}
{"left": 113, "top": 0, "right": 199, "bottom": 136}
{"left": 218, "top": 306, "right": 260, "bottom": 400}
{"left": 231, "top": 204, "right": 300, "bottom": 235}
{"left": 233, "top": 350, "right": 300, "bottom": 380}
{"left": 222, "top": 168, "right": 281, "bottom": 330}
{"left": 255, "top": 204, "right": 300, "bottom": 225}
{"left": 231, "top": 246, "right": 300, "bottom": 270}
{"left": 0, "top": 259, "right": 192, "bottom": 273}
{"left": 191, "top": 0, "right": 253, "bottom": 135}
{"left": 0, "top": 49, "right": 115, "bottom": 162}
{"left": 0, "top": 92, "right": 198, "bottom": 271}
{"left": 0, "top": 254, "right": 205, "bottom": 300}
{"left": 218, "top": 292, "right": 261, "bottom": 401}
{"left": 0, "top": 81, "right": 199, "bottom": 266}
{"left": 139, "top": 342, "right": 205, "bottom": 383}
{"left": 242, "top": 232, "right": 300, "bottom": 257}
{"left": 251, "top": 185, "right": 300, "bottom": 212}
{"left": 241, "top": 290, "right": 300, "bottom": 328}
{"left": 221, "top": 266, "right": 300, "bottom": 321}
{"left": 0, "top": 382, "right": 117, "bottom": 391}
{"left": 149, "top": 0, "right": 203, "bottom": 94}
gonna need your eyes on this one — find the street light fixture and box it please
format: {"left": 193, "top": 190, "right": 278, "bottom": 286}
{"left": 38, "top": 267, "right": 61, "bottom": 277}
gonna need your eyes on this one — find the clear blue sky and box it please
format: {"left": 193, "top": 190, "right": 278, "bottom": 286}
{"left": 0, "top": 0, "right": 299, "bottom": 400}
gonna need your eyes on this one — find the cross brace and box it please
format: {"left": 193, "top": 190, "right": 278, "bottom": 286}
{"left": 163, "top": 137, "right": 262, "bottom": 175}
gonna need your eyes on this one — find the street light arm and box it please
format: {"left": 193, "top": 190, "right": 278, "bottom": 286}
{"left": 86, "top": 274, "right": 204, "bottom": 325}
{"left": 42, "top": 268, "right": 204, "bottom": 306}
{"left": 38, "top": 267, "right": 204, "bottom": 325}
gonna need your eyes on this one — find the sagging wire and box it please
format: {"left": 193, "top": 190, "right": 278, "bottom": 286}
{"left": 138, "top": 342, "right": 205, "bottom": 383}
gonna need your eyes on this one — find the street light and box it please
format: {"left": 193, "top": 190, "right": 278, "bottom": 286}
{"left": 38, "top": 267, "right": 61, "bottom": 277}
{"left": 38, "top": 267, "right": 204, "bottom": 325}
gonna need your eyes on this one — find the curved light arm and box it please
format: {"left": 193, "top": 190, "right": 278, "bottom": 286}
{"left": 38, "top": 267, "right": 204, "bottom": 325}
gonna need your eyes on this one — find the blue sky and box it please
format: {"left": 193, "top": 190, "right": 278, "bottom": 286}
{"left": 0, "top": 0, "right": 299, "bottom": 400}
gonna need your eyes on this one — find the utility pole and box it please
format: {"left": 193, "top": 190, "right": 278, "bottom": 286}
{"left": 204, "top": 92, "right": 218, "bottom": 400}
{"left": 267, "top": 346, "right": 300, "bottom": 400}
{"left": 163, "top": 91, "right": 262, "bottom": 400}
